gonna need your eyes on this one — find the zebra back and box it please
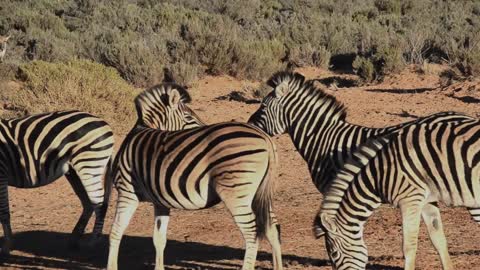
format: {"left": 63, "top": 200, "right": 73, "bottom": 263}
{"left": 0, "top": 110, "right": 113, "bottom": 188}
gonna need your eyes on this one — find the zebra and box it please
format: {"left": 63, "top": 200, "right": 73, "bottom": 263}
{"left": 107, "top": 83, "right": 282, "bottom": 270}
{"left": 314, "top": 118, "right": 480, "bottom": 270}
{"left": 247, "top": 71, "right": 475, "bottom": 267}
{"left": 248, "top": 71, "right": 473, "bottom": 193}
{"left": 0, "top": 110, "right": 114, "bottom": 254}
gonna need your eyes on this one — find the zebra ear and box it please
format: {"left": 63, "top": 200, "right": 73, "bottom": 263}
{"left": 169, "top": 88, "right": 182, "bottom": 108}
{"left": 274, "top": 81, "right": 289, "bottom": 97}
{"left": 320, "top": 213, "right": 337, "bottom": 233}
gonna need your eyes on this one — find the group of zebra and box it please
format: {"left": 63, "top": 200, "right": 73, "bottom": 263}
{"left": 0, "top": 71, "right": 477, "bottom": 270}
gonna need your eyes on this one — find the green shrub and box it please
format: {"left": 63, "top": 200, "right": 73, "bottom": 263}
{"left": 374, "top": 42, "right": 405, "bottom": 75}
{"left": 9, "top": 60, "right": 139, "bottom": 133}
{"left": 353, "top": 56, "right": 375, "bottom": 82}
{"left": 234, "top": 39, "right": 286, "bottom": 79}
{"left": 289, "top": 44, "right": 331, "bottom": 69}
{"left": 1, "top": 0, "right": 480, "bottom": 81}
{"left": 90, "top": 30, "right": 168, "bottom": 87}
{"left": 374, "top": 0, "right": 401, "bottom": 14}
{"left": 168, "top": 61, "right": 201, "bottom": 87}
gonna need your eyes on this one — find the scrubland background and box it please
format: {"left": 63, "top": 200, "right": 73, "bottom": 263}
{"left": 0, "top": 1, "right": 479, "bottom": 269}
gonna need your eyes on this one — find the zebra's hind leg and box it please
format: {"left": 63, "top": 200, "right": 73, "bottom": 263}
{"left": 0, "top": 180, "right": 12, "bottom": 255}
{"left": 216, "top": 188, "right": 259, "bottom": 270}
{"left": 264, "top": 210, "right": 283, "bottom": 270}
{"left": 467, "top": 207, "right": 480, "bottom": 224}
{"left": 153, "top": 205, "right": 170, "bottom": 270}
{"left": 400, "top": 202, "right": 424, "bottom": 270}
{"left": 107, "top": 192, "right": 139, "bottom": 270}
{"left": 65, "top": 167, "right": 95, "bottom": 249}
{"left": 421, "top": 203, "right": 453, "bottom": 270}
{"left": 70, "top": 159, "right": 110, "bottom": 247}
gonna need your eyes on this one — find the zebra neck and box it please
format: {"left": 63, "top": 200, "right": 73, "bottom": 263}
{"left": 286, "top": 115, "right": 376, "bottom": 191}
{"left": 323, "top": 177, "right": 382, "bottom": 232}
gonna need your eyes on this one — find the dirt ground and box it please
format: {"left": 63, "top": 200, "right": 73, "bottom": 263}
{"left": 1, "top": 66, "right": 480, "bottom": 269}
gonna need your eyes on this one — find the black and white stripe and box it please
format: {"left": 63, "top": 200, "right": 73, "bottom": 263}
{"left": 315, "top": 119, "right": 480, "bottom": 270}
{"left": 0, "top": 110, "right": 114, "bottom": 254}
{"left": 248, "top": 71, "right": 473, "bottom": 193}
{"left": 107, "top": 83, "right": 282, "bottom": 270}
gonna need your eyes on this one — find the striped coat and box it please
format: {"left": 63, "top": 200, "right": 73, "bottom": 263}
{"left": 315, "top": 119, "right": 479, "bottom": 270}
{"left": 0, "top": 110, "right": 113, "bottom": 254}
{"left": 107, "top": 83, "right": 282, "bottom": 270}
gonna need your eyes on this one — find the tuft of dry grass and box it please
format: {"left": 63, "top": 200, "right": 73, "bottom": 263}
{"left": 1, "top": 60, "right": 139, "bottom": 134}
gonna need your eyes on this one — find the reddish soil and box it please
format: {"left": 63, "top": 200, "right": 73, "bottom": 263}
{"left": 1, "top": 66, "right": 479, "bottom": 269}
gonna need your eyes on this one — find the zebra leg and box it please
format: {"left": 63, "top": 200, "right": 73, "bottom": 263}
{"left": 216, "top": 188, "right": 259, "bottom": 270}
{"left": 467, "top": 207, "right": 480, "bottom": 224}
{"left": 421, "top": 203, "right": 453, "bottom": 270}
{"left": 71, "top": 159, "right": 109, "bottom": 246}
{"left": 107, "top": 191, "right": 139, "bottom": 270}
{"left": 153, "top": 205, "right": 170, "bottom": 270}
{"left": 400, "top": 202, "right": 423, "bottom": 270}
{"left": 0, "top": 180, "right": 12, "bottom": 255}
{"left": 264, "top": 210, "right": 283, "bottom": 270}
{"left": 65, "top": 168, "right": 95, "bottom": 249}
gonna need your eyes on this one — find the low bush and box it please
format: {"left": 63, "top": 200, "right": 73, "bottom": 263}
{"left": 6, "top": 60, "right": 139, "bottom": 133}
{"left": 1, "top": 0, "right": 480, "bottom": 83}
{"left": 352, "top": 56, "right": 375, "bottom": 82}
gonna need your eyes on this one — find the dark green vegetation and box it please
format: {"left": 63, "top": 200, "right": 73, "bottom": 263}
{"left": 1, "top": 0, "right": 479, "bottom": 85}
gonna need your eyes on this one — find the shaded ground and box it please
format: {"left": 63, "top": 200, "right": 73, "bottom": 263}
{"left": 2, "top": 66, "right": 480, "bottom": 269}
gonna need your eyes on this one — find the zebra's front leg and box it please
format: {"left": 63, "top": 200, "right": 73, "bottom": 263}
{"left": 0, "top": 181, "right": 12, "bottom": 255}
{"left": 400, "top": 202, "right": 423, "bottom": 270}
{"left": 421, "top": 203, "right": 453, "bottom": 270}
{"left": 153, "top": 205, "right": 170, "bottom": 270}
{"left": 107, "top": 193, "right": 139, "bottom": 270}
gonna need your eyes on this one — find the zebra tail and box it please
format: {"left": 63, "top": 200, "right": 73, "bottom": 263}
{"left": 252, "top": 148, "right": 276, "bottom": 239}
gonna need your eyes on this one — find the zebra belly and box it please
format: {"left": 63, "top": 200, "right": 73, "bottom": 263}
{"left": 143, "top": 179, "right": 221, "bottom": 210}
{"left": 7, "top": 160, "right": 69, "bottom": 188}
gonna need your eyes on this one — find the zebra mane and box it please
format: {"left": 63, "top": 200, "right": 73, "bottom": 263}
{"left": 267, "top": 71, "right": 306, "bottom": 88}
{"left": 134, "top": 83, "right": 192, "bottom": 125}
{"left": 136, "top": 83, "right": 191, "bottom": 105}
{"left": 321, "top": 136, "right": 392, "bottom": 216}
{"left": 267, "top": 71, "right": 347, "bottom": 121}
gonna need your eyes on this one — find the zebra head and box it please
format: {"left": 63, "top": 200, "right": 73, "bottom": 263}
{"left": 314, "top": 213, "right": 367, "bottom": 270}
{"left": 248, "top": 71, "right": 306, "bottom": 136}
{"left": 134, "top": 83, "right": 205, "bottom": 130}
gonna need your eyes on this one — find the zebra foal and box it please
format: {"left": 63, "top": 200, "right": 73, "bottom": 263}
{"left": 315, "top": 119, "right": 480, "bottom": 270}
{"left": 107, "top": 83, "right": 282, "bottom": 270}
{"left": 0, "top": 110, "right": 114, "bottom": 254}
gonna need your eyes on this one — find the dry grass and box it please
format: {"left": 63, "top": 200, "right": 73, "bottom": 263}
{"left": 1, "top": 60, "right": 139, "bottom": 134}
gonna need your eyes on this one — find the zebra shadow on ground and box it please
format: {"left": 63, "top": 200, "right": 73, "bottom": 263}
{"left": 0, "top": 231, "right": 407, "bottom": 269}
{"left": 0, "top": 230, "right": 327, "bottom": 270}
